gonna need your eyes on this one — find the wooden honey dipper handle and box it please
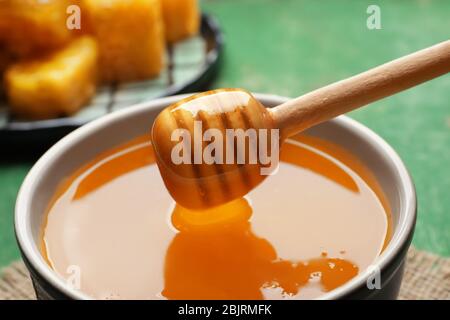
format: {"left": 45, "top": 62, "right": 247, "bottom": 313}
{"left": 271, "top": 40, "right": 450, "bottom": 138}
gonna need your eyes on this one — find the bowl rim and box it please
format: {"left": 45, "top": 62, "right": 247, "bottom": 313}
{"left": 14, "top": 93, "right": 417, "bottom": 300}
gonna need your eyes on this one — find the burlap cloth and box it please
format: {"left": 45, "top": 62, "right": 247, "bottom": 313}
{"left": 0, "top": 246, "right": 448, "bottom": 300}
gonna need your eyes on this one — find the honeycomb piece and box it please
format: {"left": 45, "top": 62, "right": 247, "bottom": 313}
{"left": 0, "top": 47, "right": 14, "bottom": 96}
{"left": 0, "top": 0, "right": 73, "bottom": 57}
{"left": 5, "top": 36, "right": 98, "bottom": 119}
{"left": 83, "top": 0, "right": 165, "bottom": 83}
{"left": 161, "top": 0, "right": 200, "bottom": 43}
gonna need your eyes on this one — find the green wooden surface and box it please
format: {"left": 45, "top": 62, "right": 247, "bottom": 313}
{"left": 0, "top": 0, "right": 449, "bottom": 268}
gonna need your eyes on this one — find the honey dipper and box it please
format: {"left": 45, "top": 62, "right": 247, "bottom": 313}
{"left": 152, "top": 40, "right": 450, "bottom": 209}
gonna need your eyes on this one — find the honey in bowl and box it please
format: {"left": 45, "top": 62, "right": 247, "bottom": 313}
{"left": 41, "top": 133, "right": 391, "bottom": 299}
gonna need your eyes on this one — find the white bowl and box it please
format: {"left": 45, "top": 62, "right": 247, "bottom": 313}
{"left": 15, "top": 93, "right": 416, "bottom": 299}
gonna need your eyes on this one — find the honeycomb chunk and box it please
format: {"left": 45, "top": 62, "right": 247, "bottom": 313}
{"left": 0, "top": 48, "right": 14, "bottom": 96}
{"left": 0, "top": 0, "right": 73, "bottom": 57}
{"left": 5, "top": 36, "right": 98, "bottom": 119}
{"left": 83, "top": 0, "right": 165, "bottom": 83}
{"left": 161, "top": 0, "right": 200, "bottom": 43}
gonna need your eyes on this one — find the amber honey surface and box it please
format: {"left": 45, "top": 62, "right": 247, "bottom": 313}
{"left": 42, "top": 134, "right": 391, "bottom": 300}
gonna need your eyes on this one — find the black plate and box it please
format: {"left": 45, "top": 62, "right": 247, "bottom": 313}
{"left": 0, "top": 14, "right": 223, "bottom": 152}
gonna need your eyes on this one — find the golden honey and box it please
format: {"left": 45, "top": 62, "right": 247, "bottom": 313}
{"left": 42, "top": 134, "right": 391, "bottom": 299}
